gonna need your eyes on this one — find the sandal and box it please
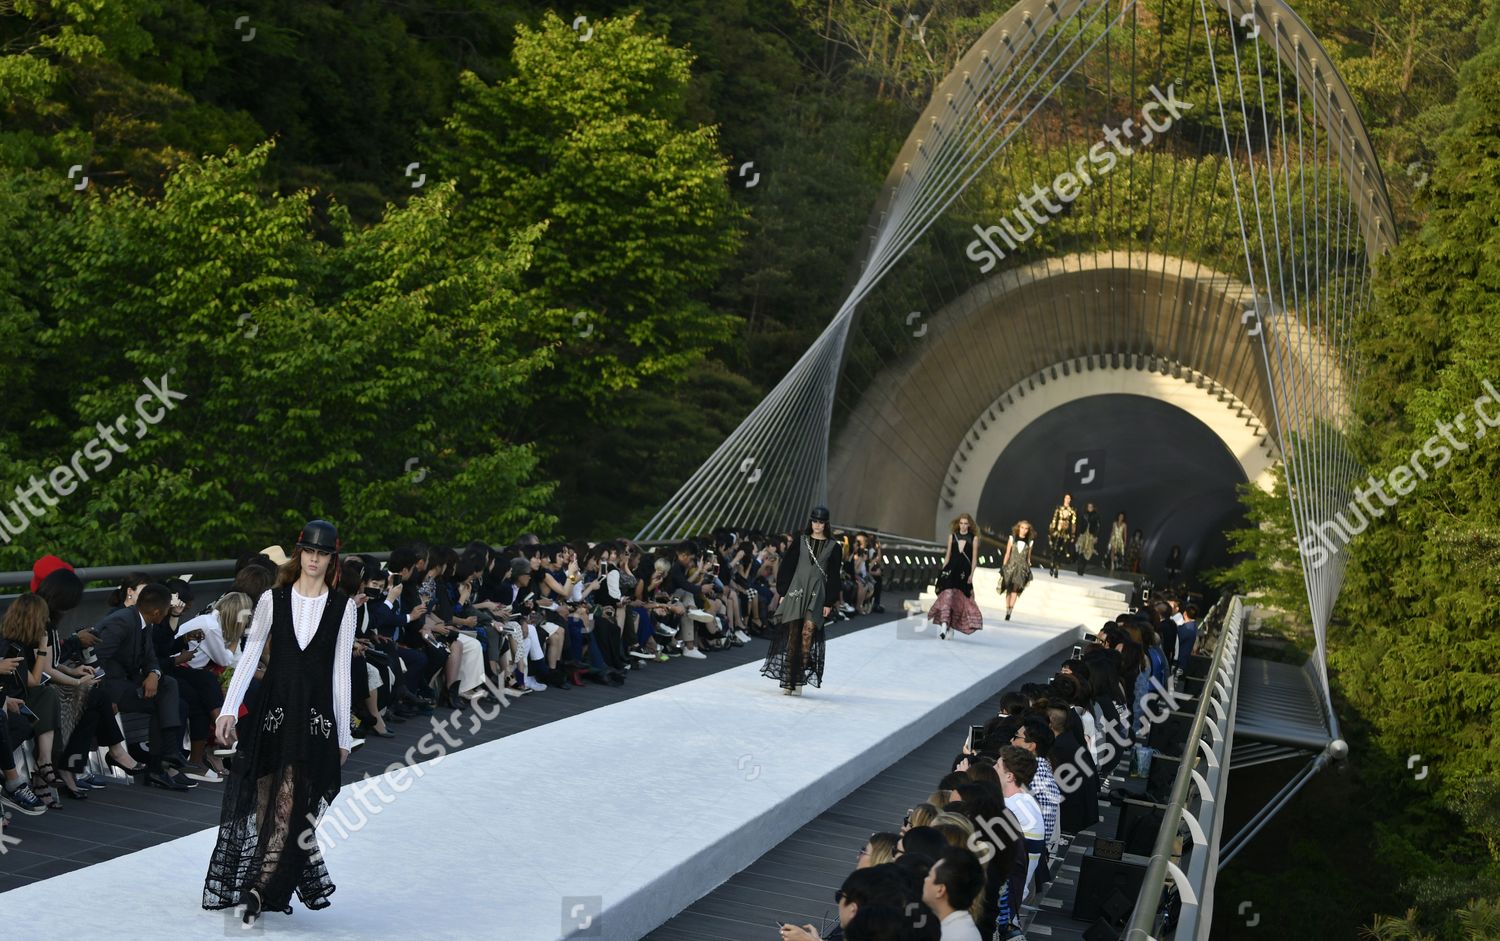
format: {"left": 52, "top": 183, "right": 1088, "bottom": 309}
{"left": 30, "top": 775, "right": 62, "bottom": 810}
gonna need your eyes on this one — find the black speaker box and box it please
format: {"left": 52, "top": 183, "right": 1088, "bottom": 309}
{"left": 1072, "top": 852, "right": 1149, "bottom": 921}
{"left": 1148, "top": 711, "right": 1194, "bottom": 757}
{"left": 1115, "top": 799, "right": 1167, "bottom": 855}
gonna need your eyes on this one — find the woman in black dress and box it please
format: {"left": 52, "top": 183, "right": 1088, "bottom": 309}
{"left": 204, "top": 519, "right": 355, "bottom": 925}
{"left": 928, "top": 512, "right": 983, "bottom": 639}
{"left": 762, "top": 506, "right": 842, "bottom": 695}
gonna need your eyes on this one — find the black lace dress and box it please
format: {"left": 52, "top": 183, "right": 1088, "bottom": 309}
{"left": 762, "top": 534, "right": 841, "bottom": 689}
{"left": 203, "top": 587, "right": 349, "bottom": 914}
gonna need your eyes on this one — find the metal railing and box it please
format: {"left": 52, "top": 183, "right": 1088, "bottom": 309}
{"left": 1124, "top": 595, "right": 1247, "bottom": 940}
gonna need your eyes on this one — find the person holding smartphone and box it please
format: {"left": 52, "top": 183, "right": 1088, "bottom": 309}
{"left": 2, "top": 594, "right": 69, "bottom": 805}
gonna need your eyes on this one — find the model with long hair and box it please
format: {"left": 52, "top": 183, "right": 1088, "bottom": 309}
{"left": 1000, "top": 521, "right": 1036, "bottom": 620}
{"left": 762, "top": 506, "right": 841, "bottom": 695}
{"left": 927, "top": 512, "right": 983, "bottom": 639}
{"left": 204, "top": 519, "right": 355, "bottom": 925}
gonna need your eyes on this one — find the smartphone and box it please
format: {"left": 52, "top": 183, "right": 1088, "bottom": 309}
{"left": 18, "top": 703, "right": 37, "bottom": 722}
{"left": 968, "top": 725, "right": 985, "bottom": 751}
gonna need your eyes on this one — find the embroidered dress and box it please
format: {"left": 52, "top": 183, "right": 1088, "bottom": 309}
{"left": 1001, "top": 537, "right": 1034, "bottom": 594}
{"left": 204, "top": 586, "right": 354, "bottom": 914}
{"left": 929, "top": 532, "right": 983, "bottom": 634}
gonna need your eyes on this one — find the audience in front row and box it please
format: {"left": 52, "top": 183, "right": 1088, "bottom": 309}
{"left": 0, "top": 525, "right": 896, "bottom": 829}
{"left": 775, "top": 590, "right": 1207, "bottom": 940}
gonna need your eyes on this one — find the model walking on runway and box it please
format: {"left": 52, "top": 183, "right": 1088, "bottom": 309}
{"left": 1075, "top": 501, "right": 1100, "bottom": 576}
{"left": 1046, "top": 493, "right": 1077, "bottom": 578}
{"left": 204, "top": 519, "right": 354, "bottom": 926}
{"left": 1106, "top": 512, "right": 1128, "bottom": 573}
{"left": 1000, "top": 520, "right": 1035, "bottom": 620}
{"left": 762, "top": 506, "right": 841, "bottom": 695}
{"left": 927, "top": 513, "right": 983, "bottom": 639}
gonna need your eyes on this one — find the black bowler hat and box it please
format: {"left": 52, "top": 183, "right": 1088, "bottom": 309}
{"left": 296, "top": 519, "right": 340, "bottom": 554}
{"left": 810, "top": 505, "right": 831, "bottom": 522}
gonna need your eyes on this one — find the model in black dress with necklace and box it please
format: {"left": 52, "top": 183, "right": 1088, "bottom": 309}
{"left": 204, "top": 519, "right": 355, "bottom": 926}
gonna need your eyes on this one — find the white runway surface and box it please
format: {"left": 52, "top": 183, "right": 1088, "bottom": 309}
{"left": 7, "top": 604, "right": 1086, "bottom": 940}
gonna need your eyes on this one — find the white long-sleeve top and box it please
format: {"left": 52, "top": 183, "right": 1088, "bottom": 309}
{"left": 177, "top": 612, "right": 236, "bottom": 670}
{"left": 221, "top": 587, "right": 355, "bottom": 751}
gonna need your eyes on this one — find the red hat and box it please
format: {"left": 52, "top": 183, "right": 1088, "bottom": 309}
{"left": 31, "top": 554, "right": 75, "bottom": 592}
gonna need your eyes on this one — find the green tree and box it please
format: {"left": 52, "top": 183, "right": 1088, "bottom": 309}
{"left": 0, "top": 142, "right": 556, "bottom": 567}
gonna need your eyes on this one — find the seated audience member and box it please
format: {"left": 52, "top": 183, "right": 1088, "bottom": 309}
{"left": 844, "top": 901, "right": 942, "bottom": 941}
{"left": 665, "top": 541, "right": 716, "bottom": 659}
{"left": 32, "top": 563, "right": 133, "bottom": 793}
{"left": 997, "top": 745, "right": 1045, "bottom": 932}
{"left": 0, "top": 678, "right": 48, "bottom": 814}
{"left": 924, "top": 847, "right": 986, "bottom": 941}
{"left": 2, "top": 595, "right": 67, "bottom": 806}
{"left": 905, "top": 802, "right": 940, "bottom": 834}
{"left": 779, "top": 865, "right": 907, "bottom": 941}
{"left": 897, "top": 825, "right": 948, "bottom": 866}
{"left": 93, "top": 583, "right": 194, "bottom": 790}
{"left": 496, "top": 556, "right": 558, "bottom": 691}
{"left": 386, "top": 547, "right": 450, "bottom": 708}
{"left": 1012, "top": 716, "right": 1061, "bottom": 854}
{"left": 169, "top": 592, "right": 251, "bottom": 781}
{"left": 859, "top": 831, "right": 900, "bottom": 868}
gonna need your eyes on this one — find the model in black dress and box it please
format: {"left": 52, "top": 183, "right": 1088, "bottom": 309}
{"left": 204, "top": 519, "right": 354, "bottom": 925}
{"left": 762, "top": 506, "right": 842, "bottom": 695}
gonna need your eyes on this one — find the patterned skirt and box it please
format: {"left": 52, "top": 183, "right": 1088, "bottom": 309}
{"left": 1001, "top": 553, "right": 1034, "bottom": 594}
{"left": 928, "top": 588, "right": 983, "bottom": 634}
{"left": 761, "top": 620, "right": 826, "bottom": 688}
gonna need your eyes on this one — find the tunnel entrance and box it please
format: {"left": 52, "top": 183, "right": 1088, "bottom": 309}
{"left": 974, "top": 393, "right": 1248, "bottom": 588}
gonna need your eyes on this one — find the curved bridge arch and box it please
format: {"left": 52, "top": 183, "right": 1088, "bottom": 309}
{"left": 642, "top": 0, "right": 1394, "bottom": 669}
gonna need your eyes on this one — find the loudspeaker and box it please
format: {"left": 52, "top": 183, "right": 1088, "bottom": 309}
{"left": 1185, "top": 652, "right": 1213, "bottom": 679}
{"left": 1148, "top": 711, "right": 1194, "bottom": 757}
{"left": 1146, "top": 753, "right": 1181, "bottom": 801}
{"left": 1072, "top": 852, "right": 1148, "bottom": 921}
{"left": 1115, "top": 799, "right": 1166, "bottom": 855}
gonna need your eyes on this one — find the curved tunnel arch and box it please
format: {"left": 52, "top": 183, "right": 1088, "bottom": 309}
{"left": 827, "top": 251, "right": 1335, "bottom": 539}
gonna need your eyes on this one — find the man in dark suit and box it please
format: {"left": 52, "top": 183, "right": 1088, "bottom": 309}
{"left": 92, "top": 583, "right": 192, "bottom": 790}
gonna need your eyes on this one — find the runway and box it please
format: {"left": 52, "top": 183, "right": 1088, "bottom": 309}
{"left": 3, "top": 589, "right": 1100, "bottom": 940}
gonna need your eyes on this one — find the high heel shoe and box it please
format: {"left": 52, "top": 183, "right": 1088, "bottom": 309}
{"left": 42, "top": 765, "right": 88, "bottom": 800}
{"left": 106, "top": 753, "right": 148, "bottom": 775}
{"left": 30, "top": 770, "right": 63, "bottom": 809}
